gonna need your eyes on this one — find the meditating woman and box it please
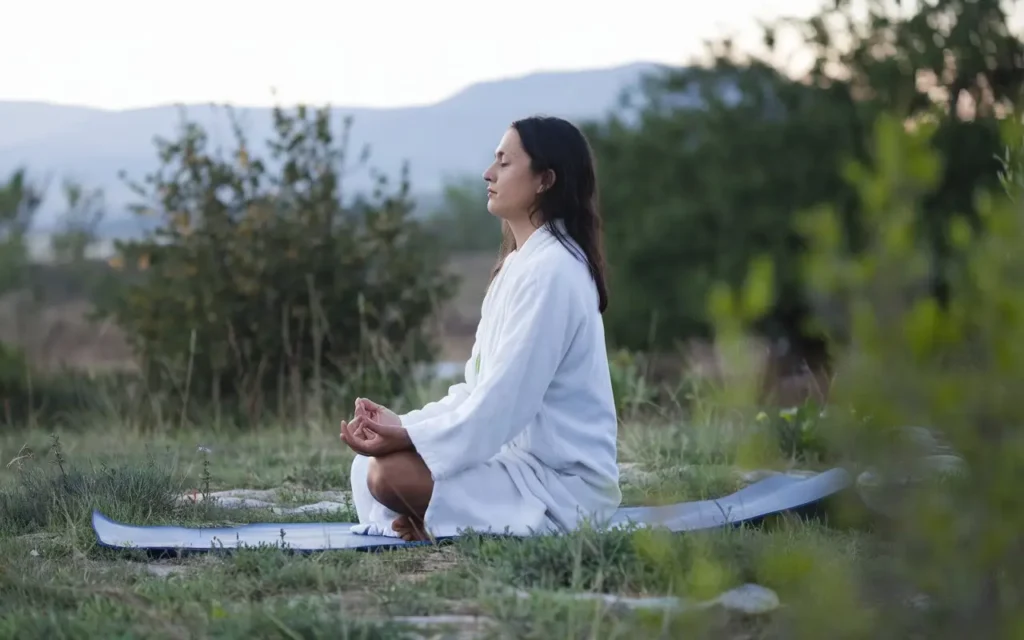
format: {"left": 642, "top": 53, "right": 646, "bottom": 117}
{"left": 340, "top": 115, "right": 620, "bottom": 542}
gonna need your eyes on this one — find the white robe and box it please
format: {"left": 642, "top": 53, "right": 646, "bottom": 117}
{"left": 349, "top": 222, "right": 621, "bottom": 538}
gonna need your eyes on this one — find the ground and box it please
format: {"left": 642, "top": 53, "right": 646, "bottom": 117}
{"left": 0, "top": 257, "right": 937, "bottom": 634}
{"left": 0, "top": 255, "right": 940, "bottom": 638}
{"left": 0, "top": 416, "right": 933, "bottom": 640}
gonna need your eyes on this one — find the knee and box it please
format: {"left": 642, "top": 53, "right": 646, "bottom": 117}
{"left": 366, "top": 456, "right": 398, "bottom": 504}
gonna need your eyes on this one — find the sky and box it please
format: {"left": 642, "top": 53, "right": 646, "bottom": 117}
{"left": 3, "top": 0, "right": 831, "bottom": 111}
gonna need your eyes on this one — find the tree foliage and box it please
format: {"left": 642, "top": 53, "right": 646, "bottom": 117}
{"left": 0, "top": 168, "right": 43, "bottom": 294}
{"left": 808, "top": 111, "right": 1024, "bottom": 639}
{"left": 694, "top": 108, "right": 1024, "bottom": 639}
{"left": 0, "top": 168, "right": 46, "bottom": 421}
{"left": 96, "top": 105, "right": 456, "bottom": 423}
{"left": 586, "top": 0, "right": 1022, "bottom": 364}
{"left": 49, "top": 179, "right": 105, "bottom": 266}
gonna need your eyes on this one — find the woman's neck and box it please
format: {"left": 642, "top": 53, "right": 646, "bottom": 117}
{"left": 506, "top": 216, "right": 543, "bottom": 251}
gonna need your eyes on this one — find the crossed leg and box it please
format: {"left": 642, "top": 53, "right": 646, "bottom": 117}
{"left": 366, "top": 450, "right": 434, "bottom": 541}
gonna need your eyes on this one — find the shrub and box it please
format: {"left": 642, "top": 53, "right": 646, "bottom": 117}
{"left": 96, "top": 106, "right": 457, "bottom": 425}
{"left": 706, "top": 111, "right": 1024, "bottom": 637}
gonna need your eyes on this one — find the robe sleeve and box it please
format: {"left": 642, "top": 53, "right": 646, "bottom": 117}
{"left": 403, "top": 270, "right": 579, "bottom": 480}
{"left": 399, "top": 349, "right": 475, "bottom": 426}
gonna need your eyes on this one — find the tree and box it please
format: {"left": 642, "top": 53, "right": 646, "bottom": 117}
{"left": 586, "top": 60, "right": 866, "bottom": 361}
{"left": 584, "top": 0, "right": 1022, "bottom": 366}
{"left": 49, "top": 179, "right": 105, "bottom": 265}
{"left": 97, "top": 105, "right": 457, "bottom": 424}
{"left": 0, "top": 168, "right": 45, "bottom": 422}
{"left": 786, "top": 0, "right": 1022, "bottom": 303}
{"left": 0, "top": 168, "right": 43, "bottom": 293}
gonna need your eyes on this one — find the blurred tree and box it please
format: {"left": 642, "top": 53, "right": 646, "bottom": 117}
{"left": 0, "top": 168, "right": 43, "bottom": 293}
{"left": 792, "top": 0, "right": 1023, "bottom": 305}
{"left": 585, "top": 0, "right": 1023, "bottom": 366}
{"left": 0, "top": 168, "right": 45, "bottom": 422}
{"left": 96, "top": 105, "right": 457, "bottom": 424}
{"left": 49, "top": 179, "right": 105, "bottom": 265}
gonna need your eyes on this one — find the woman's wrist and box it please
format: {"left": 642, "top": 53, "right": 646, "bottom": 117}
{"left": 397, "top": 427, "right": 414, "bottom": 452}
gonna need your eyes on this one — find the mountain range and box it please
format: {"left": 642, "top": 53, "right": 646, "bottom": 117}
{"left": 1, "top": 62, "right": 663, "bottom": 238}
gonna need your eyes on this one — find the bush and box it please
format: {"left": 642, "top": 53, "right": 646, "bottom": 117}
{"left": 0, "top": 342, "right": 31, "bottom": 422}
{"left": 96, "top": 105, "right": 457, "bottom": 425}
{"left": 704, "top": 111, "right": 1024, "bottom": 637}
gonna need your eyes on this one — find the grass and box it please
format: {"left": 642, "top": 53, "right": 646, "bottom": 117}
{"left": 0, "top": 402, "right": 945, "bottom": 640}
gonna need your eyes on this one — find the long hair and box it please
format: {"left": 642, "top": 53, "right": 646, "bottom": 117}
{"left": 489, "top": 116, "right": 609, "bottom": 313}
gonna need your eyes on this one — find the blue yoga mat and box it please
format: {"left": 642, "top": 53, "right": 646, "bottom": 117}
{"left": 93, "top": 467, "right": 852, "bottom": 553}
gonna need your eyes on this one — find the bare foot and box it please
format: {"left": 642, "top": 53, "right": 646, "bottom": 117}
{"left": 392, "top": 515, "right": 428, "bottom": 542}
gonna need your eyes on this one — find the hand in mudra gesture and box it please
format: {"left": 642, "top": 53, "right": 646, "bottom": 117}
{"left": 340, "top": 398, "right": 410, "bottom": 457}
{"left": 354, "top": 397, "right": 401, "bottom": 427}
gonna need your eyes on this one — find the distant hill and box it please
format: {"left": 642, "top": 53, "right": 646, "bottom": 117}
{"left": 0, "top": 62, "right": 665, "bottom": 237}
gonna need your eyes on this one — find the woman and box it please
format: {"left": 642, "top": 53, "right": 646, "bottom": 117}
{"left": 340, "top": 115, "right": 620, "bottom": 542}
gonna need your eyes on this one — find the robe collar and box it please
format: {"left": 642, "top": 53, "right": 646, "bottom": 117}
{"left": 511, "top": 219, "right": 566, "bottom": 262}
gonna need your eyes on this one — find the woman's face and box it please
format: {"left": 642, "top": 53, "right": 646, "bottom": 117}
{"left": 483, "top": 127, "right": 544, "bottom": 221}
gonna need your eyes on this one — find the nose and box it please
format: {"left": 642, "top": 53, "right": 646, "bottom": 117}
{"left": 482, "top": 166, "right": 495, "bottom": 183}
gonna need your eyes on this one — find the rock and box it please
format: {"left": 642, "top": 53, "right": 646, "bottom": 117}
{"left": 272, "top": 501, "right": 350, "bottom": 515}
{"left": 213, "top": 489, "right": 281, "bottom": 501}
{"left": 393, "top": 615, "right": 494, "bottom": 627}
{"left": 618, "top": 462, "right": 660, "bottom": 486}
{"left": 209, "top": 497, "right": 277, "bottom": 509}
{"left": 510, "top": 583, "right": 780, "bottom": 615}
{"left": 175, "top": 488, "right": 352, "bottom": 514}
{"left": 736, "top": 468, "right": 816, "bottom": 484}
{"left": 711, "top": 584, "right": 780, "bottom": 614}
{"left": 314, "top": 490, "right": 350, "bottom": 503}
{"left": 856, "top": 453, "right": 968, "bottom": 518}
{"left": 175, "top": 489, "right": 264, "bottom": 505}
{"left": 392, "top": 615, "right": 496, "bottom": 640}
{"left": 906, "top": 593, "right": 932, "bottom": 611}
{"left": 900, "top": 426, "right": 957, "bottom": 456}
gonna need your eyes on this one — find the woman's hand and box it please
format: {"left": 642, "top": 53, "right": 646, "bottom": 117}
{"left": 354, "top": 397, "right": 401, "bottom": 427}
{"left": 340, "top": 415, "right": 413, "bottom": 457}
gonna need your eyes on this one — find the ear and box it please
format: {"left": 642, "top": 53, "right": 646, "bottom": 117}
{"left": 537, "top": 169, "right": 556, "bottom": 193}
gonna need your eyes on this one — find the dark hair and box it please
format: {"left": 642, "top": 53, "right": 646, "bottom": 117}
{"left": 490, "top": 115, "right": 609, "bottom": 313}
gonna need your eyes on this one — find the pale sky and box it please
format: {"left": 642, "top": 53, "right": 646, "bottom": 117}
{"left": 4, "top": 0, "right": 833, "bottom": 110}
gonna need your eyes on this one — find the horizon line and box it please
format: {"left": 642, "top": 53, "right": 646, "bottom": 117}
{"left": 0, "top": 60, "right": 671, "bottom": 114}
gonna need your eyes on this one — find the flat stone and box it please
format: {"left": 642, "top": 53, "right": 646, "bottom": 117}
{"left": 618, "top": 462, "right": 660, "bottom": 485}
{"left": 899, "top": 426, "right": 957, "bottom": 456}
{"left": 710, "top": 583, "right": 780, "bottom": 614}
{"left": 737, "top": 468, "right": 816, "bottom": 484}
{"left": 175, "top": 488, "right": 352, "bottom": 514}
{"left": 214, "top": 497, "right": 277, "bottom": 509}
{"left": 214, "top": 489, "right": 281, "bottom": 501}
{"left": 511, "top": 583, "right": 780, "bottom": 615}
{"left": 393, "top": 615, "right": 495, "bottom": 627}
{"left": 392, "top": 615, "right": 496, "bottom": 640}
{"left": 856, "top": 453, "right": 968, "bottom": 517}
{"left": 314, "top": 490, "right": 350, "bottom": 503}
{"left": 272, "top": 501, "right": 350, "bottom": 515}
